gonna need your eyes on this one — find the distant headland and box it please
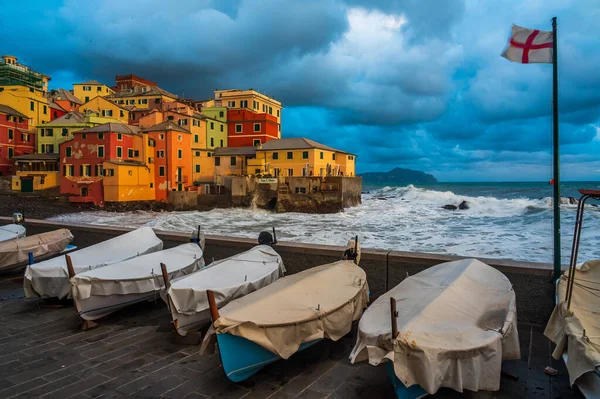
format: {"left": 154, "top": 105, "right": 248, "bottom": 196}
{"left": 359, "top": 167, "right": 438, "bottom": 185}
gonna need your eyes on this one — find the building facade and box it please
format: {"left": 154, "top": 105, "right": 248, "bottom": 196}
{"left": 72, "top": 80, "right": 114, "bottom": 103}
{"left": 78, "top": 96, "right": 130, "bottom": 123}
{"left": 0, "top": 105, "right": 35, "bottom": 175}
{"left": 214, "top": 89, "right": 282, "bottom": 133}
{"left": 227, "top": 109, "right": 279, "bottom": 147}
{"left": 11, "top": 154, "right": 59, "bottom": 191}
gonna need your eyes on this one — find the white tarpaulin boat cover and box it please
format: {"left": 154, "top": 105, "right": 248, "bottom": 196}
{"left": 71, "top": 243, "right": 204, "bottom": 300}
{"left": 24, "top": 227, "right": 163, "bottom": 299}
{"left": 0, "top": 224, "right": 26, "bottom": 242}
{"left": 202, "top": 260, "right": 369, "bottom": 359}
{"left": 350, "top": 258, "right": 520, "bottom": 395}
{"left": 545, "top": 259, "right": 600, "bottom": 389}
{"left": 167, "top": 245, "right": 285, "bottom": 334}
{"left": 0, "top": 229, "right": 73, "bottom": 270}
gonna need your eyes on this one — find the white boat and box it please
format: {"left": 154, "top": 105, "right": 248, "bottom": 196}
{"left": 165, "top": 245, "right": 285, "bottom": 336}
{"left": 24, "top": 227, "right": 163, "bottom": 299}
{"left": 71, "top": 243, "right": 204, "bottom": 321}
{"left": 350, "top": 258, "right": 520, "bottom": 398}
{"left": 545, "top": 259, "right": 600, "bottom": 399}
{"left": 0, "top": 229, "right": 74, "bottom": 271}
{"left": 0, "top": 224, "right": 26, "bottom": 242}
{"left": 202, "top": 240, "right": 367, "bottom": 382}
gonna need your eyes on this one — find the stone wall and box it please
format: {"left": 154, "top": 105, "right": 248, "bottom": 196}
{"left": 1, "top": 217, "right": 556, "bottom": 326}
{"left": 167, "top": 191, "right": 198, "bottom": 211}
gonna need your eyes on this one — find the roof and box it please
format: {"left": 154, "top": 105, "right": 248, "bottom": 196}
{"left": 104, "top": 159, "right": 147, "bottom": 167}
{"left": 193, "top": 112, "right": 208, "bottom": 120}
{"left": 48, "top": 101, "right": 67, "bottom": 111}
{"left": 12, "top": 153, "right": 60, "bottom": 161}
{"left": 260, "top": 138, "right": 352, "bottom": 154}
{"left": 76, "top": 80, "right": 105, "bottom": 86}
{"left": 141, "top": 121, "right": 190, "bottom": 133}
{"left": 76, "top": 123, "right": 141, "bottom": 136}
{"left": 17, "top": 128, "right": 36, "bottom": 135}
{"left": 41, "top": 111, "right": 86, "bottom": 125}
{"left": 214, "top": 146, "right": 257, "bottom": 156}
{"left": 53, "top": 89, "right": 83, "bottom": 105}
{"left": 0, "top": 104, "right": 27, "bottom": 118}
{"left": 80, "top": 95, "right": 131, "bottom": 111}
{"left": 107, "top": 85, "right": 178, "bottom": 99}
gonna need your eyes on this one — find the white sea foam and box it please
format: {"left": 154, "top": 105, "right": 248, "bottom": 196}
{"left": 50, "top": 185, "right": 600, "bottom": 264}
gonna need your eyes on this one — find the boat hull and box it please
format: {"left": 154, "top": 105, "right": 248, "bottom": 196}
{"left": 384, "top": 362, "right": 428, "bottom": 399}
{"left": 216, "top": 332, "right": 321, "bottom": 382}
{"left": 74, "top": 291, "right": 158, "bottom": 321}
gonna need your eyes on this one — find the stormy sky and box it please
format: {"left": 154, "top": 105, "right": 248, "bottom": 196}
{"left": 1, "top": 0, "right": 599, "bottom": 181}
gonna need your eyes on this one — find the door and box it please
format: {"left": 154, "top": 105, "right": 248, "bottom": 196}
{"left": 81, "top": 187, "right": 88, "bottom": 196}
{"left": 20, "top": 178, "right": 33, "bottom": 192}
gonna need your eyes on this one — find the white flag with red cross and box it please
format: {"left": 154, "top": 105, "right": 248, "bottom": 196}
{"left": 502, "top": 24, "right": 553, "bottom": 64}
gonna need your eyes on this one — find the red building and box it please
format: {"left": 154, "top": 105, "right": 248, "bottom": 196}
{"left": 59, "top": 123, "right": 141, "bottom": 206}
{"left": 48, "top": 101, "right": 68, "bottom": 121}
{"left": 115, "top": 74, "right": 157, "bottom": 91}
{"left": 227, "top": 109, "right": 279, "bottom": 147}
{"left": 0, "top": 105, "right": 35, "bottom": 176}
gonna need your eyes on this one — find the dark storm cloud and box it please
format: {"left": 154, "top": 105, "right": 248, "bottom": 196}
{"left": 0, "top": 0, "right": 598, "bottom": 180}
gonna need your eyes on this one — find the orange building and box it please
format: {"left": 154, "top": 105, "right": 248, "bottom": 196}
{"left": 141, "top": 121, "right": 192, "bottom": 201}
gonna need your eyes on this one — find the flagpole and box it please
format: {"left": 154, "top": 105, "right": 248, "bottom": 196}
{"left": 552, "top": 16, "right": 561, "bottom": 280}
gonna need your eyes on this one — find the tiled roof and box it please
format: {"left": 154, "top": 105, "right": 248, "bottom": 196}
{"left": 54, "top": 89, "right": 83, "bottom": 105}
{"left": 104, "top": 159, "right": 147, "bottom": 166}
{"left": 48, "top": 101, "right": 67, "bottom": 111}
{"left": 76, "top": 80, "right": 104, "bottom": 85}
{"left": 260, "top": 138, "right": 351, "bottom": 154}
{"left": 42, "top": 111, "right": 86, "bottom": 125}
{"left": 214, "top": 146, "right": 257, "bottom": 156}
{"left": 0, "top": 104, "right": 27, "bottom": 118}
{"left": 12, "top": 153, "right": 60, "bottom": 161}
{"left": 76, "top": 123, "right": 141, "bottom": 136}
{"left": 107, "top": 85, "right": 178, "bottom": 99}
{"left": 141, "top": 121, "right": 190, "bottom": 133}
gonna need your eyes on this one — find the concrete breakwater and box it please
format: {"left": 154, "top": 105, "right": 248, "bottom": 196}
{"left": 0, "top": 217, "right": 556, "bottom": 326}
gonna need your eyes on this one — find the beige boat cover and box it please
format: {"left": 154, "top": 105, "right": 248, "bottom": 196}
{"left": 168, "top": 245, "right": 284, "bottom": 316}
{"left": 350, "top": 258, "right": 520, "bottom": 395}
{"left": 202, "top": 260, "right": 369, "bottom": 359}
{"left": 24, "top": 227, "right": 163, "bottom": 299}
{"left": 545, "top": 259, "right": 600, "bottom": 386}
{"left": 71, "top": 243, "right": 204, "bottom": 300}
{"left": 0, "top": 229, "right": 73, "bottom": 270}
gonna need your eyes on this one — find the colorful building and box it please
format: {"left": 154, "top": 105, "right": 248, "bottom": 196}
{"left": 11, "top": 154, "right": 59, "bottom": 192}
{"left": 107, "top": 83, "right": 178, "bottom": 111}
{"left": 227, "top": 109, "right": 279, "bottom": 147}
{"left": 141, "top": 121, "right": 192, "bottom": 201}
{"left": 78, "top": 96, "right": 130, "bottom": 123}
{"left": 115, "top": 74, "right": 157, "bottom": 91}
{"left": 213, "top": 146, "right": 258, "bottom": 177}
{"left": 201, "top": 107, "right": 228, "bottom": 150}
{"left": 47, "top": 101, "right": 67, "bottom": 121}
{"left": 59, "top": 123, "right": 143, "bottom": 206}
{"left": 0, "top": 104, "right": 35, "bottom": 175}
{"left": 36, "top": 111, "right": 122, "bottom": 154}
{"left": 0, "top": 55, "right": 51, "bottom": 126}
{"left": 72, "top": 80, "right": 114, "bottom": 103}
{"left": 213, "top": 89, "right": 282, "bottom": 132}
{"left": 48, "top": 88, "right": 83, "bottom": 112}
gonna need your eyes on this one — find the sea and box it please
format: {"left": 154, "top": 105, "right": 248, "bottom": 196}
{"left": 49, "top": 181, "right": 600, "bottom": 264}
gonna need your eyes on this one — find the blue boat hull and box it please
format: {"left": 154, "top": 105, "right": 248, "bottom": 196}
{"left": 216, "top": 333, "right": 321, "bottom": 382}
{"left": 384, "top": 362, "right": 428, "bottom": 399}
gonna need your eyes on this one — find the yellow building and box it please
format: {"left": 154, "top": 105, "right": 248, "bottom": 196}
{"left": 106, "top": 85, "right": 178, "bottom": 108}
{"left": 214, "top": 147, "right": 258, "bottom": 177}
{"left": 214, "top": 89, "right": 282, "bottom": 128}
{"left": 192, "top": 148, "right": 216, "bottom": 184}
{"left": 72, "top": 80, "right": 115, "bottom": 103}
{"left": 78, "top": 96, "right": 130, "bottom": 123}
{"left": 201, "top": 108, "right": 228, "bottom": 149}
{"left": 11, "top": 154, "right": 60, "bottom": 191}
{"left": 36, "top": 111, "right": 122, "bottom": 154}
{"left": 0, "top": 56, "right": 51, "bottom": 126}
{"left": 102, "top": 159, "right": 156, "bottom": 202}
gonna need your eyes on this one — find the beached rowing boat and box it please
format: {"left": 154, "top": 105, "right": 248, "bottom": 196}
{"left": 350, "top": 258, "right": 520, "bottom": 398}
{"left": 0, "top": 224, "right": 26, "bottom": 242}
{"left": 24, "top": 227, "right": 163, "bottom": 299}
{"left": 0, "top": 229, "right": 73, "bottom": 271}
{"left": 202, "top": 240, "right": 367, "bottom": 382}
{"left": 71, "top": 243, "right": 204, "bottom": 321}
{"left": 165, "top": 244, "right": 285, "bottom": 336}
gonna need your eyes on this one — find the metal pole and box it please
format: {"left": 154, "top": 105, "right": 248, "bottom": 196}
{"left": 552, "top": 17, "right": 561, "bottom": 280}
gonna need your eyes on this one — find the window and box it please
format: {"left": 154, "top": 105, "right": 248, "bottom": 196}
{"left": 97, "top": 86, "right": 102, "bottom": 92}
{"left": 98, "top": 132, "right": 104, "bottom": 139}
{"left": 167, "top": 115, "right": 174, "bottom": 120}
{"left": 95, "top": 165, "right": 103, "bottom": 177}
{"left": 43, "top": 105, "right": 47, "bottom": 114}
{"left": 142, "top": 99, "right": 148, "bottom": 105}
{"left": 208, "top": 152, "right": 212, "bottom": 158}
{"left": 104, "top": 168, "right": 115, "bottom": 177}
{"left": 8, "top": 129, "right": 13, "bottom": 140}
{"left": 235, "top": 124, "right": 242, "bottom": 133}
{"left": 128, "top": 170, "right": 133, "bottom": 176}
{"left": 228, "top": 101, "right": 236, "bottom": 107}
{"left": 210, "top": 122, "right": 214, "bottom": 130}
{"left": 85, "top": 96, "right": 89, "bottom": 102}
{"left": 254, "top": 123, "right": 260, "bottom": 132}
{"left": 195, "top": 151, "right": 200, "bottom": 156}
{"left": 46, "top": 144, "right": 55, "bottom": 153}
{"left": 272, "top": 152, "right": 279, "bottom": 160}
{"left": 102, "top": 109, "right": 113, "bottom": 117}
{"left": 219, "top": 111, "right": 224, "bottom": 118}
{"left": 253, "top": 139, "right": 261, "bottom": 146}
{"left": 117, "top": 133, "right": 122, "bottom": 141}
{"left": 150, "top": 183, "right": 153, "bottom": 188}
{"left": 220, "top": 125, "right": 223, "bottom": 132}
{"left": 320, "top": 151, "right": 324, "bottom": 160}
{"left": 41, "top": 144, "right": 45, "bottom": 153}
{"left": 177, "top": 149, "right": 182, "bottom": 159}
{"left": 194, "top": 134, "right": 199, "bottom": 143}
{"left": 128, "top": 149, "right": 134, "bottom": 158}
{"left": 157, "top": 150, "right": 165, "bottom": 158}
{"left": 159, "top": 166, "right": 165, "bottom": 176}
{"left": 215, "top": 157, "right": 221, "bottom": 166}
{"left": 210, "top": 137, "right": 214, "bottom": 147}
{"left": 348, "top": 155, "right": 354, "bottom": 160}
{"left": 8, "top": 148, "right": 13, "bottom": 159}
{"left": 302, "top": 151, "right": 309, "bottom": 159}
{"left": 220, "top": 139, "right": 223, "bottom": 147}
{"left": 62, "top": 128, "right": 68, "bottom": 137}
{"left": 269, "top": 106, "right": 272, "bottom": 114}
{"left": 46, "top": 128, "right": 54, "bottom": 137}
{"left": 120, "top": 110, "right": 124, "bottom": 118}
{"left": 179, "top": 119, "right": 188, "bottom": 126}
{"left": 177, "top": 134, "right": 183, "bottom": 141}
{"left": 53, "top": 111, "right": 57, "bottom": 118}
{"left": 287, "top": 151, "right": 293, "bottom": 160}
{"left": 241, "top": 100, "right": 248, "bottom": 108}
{"left": 288, "top": 168, "right": 294, "bottom": 176}
{"left": 82, "top": 133, "right": 86, "bottom": 139}
{"left": 117, "top": 147, "right": 123, "bottom": 158}
{"left": 21, "top": 134, "right": 27, "bottom": 142}
{"left": 66, "top": 147, "right": 72, "bottom": 157}
{"left": 332, "top": 153, "right": 336, "bottom": 160}
{"left": 30, "top": 102, "right": 34, "bottom": 111}
{"left": 195, "top": 165, "right": 200, "bottom": 173}
{"left": 230, "top": 157, "right": 237, "bottom": 166}
{"left": 253, "top": 100, "right": 258, "bottom": 110}
{"left": 277, "top": 110, "right": 280, "bottom": 117}
{"left": 98, "top": 145, "right": 104, "bottom": 157}
{"left": 159, "top": 133, "right": 164, "bottom": 140}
